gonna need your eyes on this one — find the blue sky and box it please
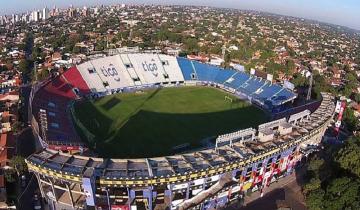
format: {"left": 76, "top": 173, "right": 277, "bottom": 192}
{"left": 0, "top": 0, "right": 359, "bottom": 30}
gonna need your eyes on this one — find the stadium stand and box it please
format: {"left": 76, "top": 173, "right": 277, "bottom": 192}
{"left": 225, "top": 71, "right": 251, "bottom": 89}
{"left": 27, "top": 92, "right": 335, "bottom": 210}
{"left": 255, "top": 82, "right": 283, "bottom": 101}
{"left": 31, "top": 67, "right": 90, "bottom": 147}
{"left": 270, "top": 88, "right": 297, "bottom": 106}
{"left": 76, "top": 61, "right": 108, "bottom": 93}
{"left": 87, "top": 56, "right": 134, "bottom": 91}
{"left": 96, "top": 55, "right": 134, "bottom": 89}
{"left": 177, "top": 57, "right": 197, "bottom": 80}
{"left": 128, "top": 54, "right": 169, "bottom": 84}
{"left": 31, "top": 53, "right": 298, "bottom": 151}
{"left": 213, "top": 68, "right": 237, "bottom": 84}
{"left": 192, "top": 61, "right": 221, "bottom": 82}
{"left": 158, "top": 54, "right": 185, "bottom": 82}
{"left": 183, "top": 61, "right": 297, "bottom": 106}
{"left": 91, "top": 57, "right": 292, "bottom": 120}
{"left": 118, "top": 54, "right": 142, "bottom": 85}
{"left": 240, "top": 77, "right": 266, "bottom": 94}
{"left": 62, "top": 66, "right": 91, "bottom": 95}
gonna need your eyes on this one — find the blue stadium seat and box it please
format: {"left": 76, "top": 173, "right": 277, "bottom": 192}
{"left": 214, "top": 69, "right": 237, "bottom": 84}
{"left": 240, "top": 77, "right": 265, "bottom": 94}
{"left": 255, "top": 83, "right": 283, "bottom": 101}
{"left": 192, "top": 62, "right": 220, "bottom": 82}
{"left": 270, "top": 89, "right": 296, "bottom": 105}
{"left": 177, "top": 57, "right": 197, "bottom": 80}
{"left": 176, "top": 57, "right": 297, "bottom": 108}
{"left": 225, "top": 72, "right": 250, "bottom": 89}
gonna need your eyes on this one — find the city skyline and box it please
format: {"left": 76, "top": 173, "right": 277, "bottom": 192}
{"left": 0, "top": 0, "right": 359, "bottom": 30}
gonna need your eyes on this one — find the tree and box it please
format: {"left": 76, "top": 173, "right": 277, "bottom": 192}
{"left": 285, "top": 59, "right": 295, "bottom": 75}
{"left": 4, "top": 156, "right": 28, "bottom": 183}
{"left": 0, "top": 65, "right": 8, "bottom": 73}
{"left": 209, "top": 43, "right": 222, "bottom": 55}
{"left": 335, "top": 137, "right": 360, "bottom": 176}
{"left": 305, "top": 189, "right": 324, "bottom": 210}
{"left": 183, "top": 38, "right": 199, "bottom": 53}
{"left": 9, "top": 156, "right": 28, "bottom": 176}
{"left": 324, "top": 177, "right": 360, "bottom": 209}
{"left": 18, "top": 59, "right": 31, "bottom": 73}
{"left": 354, "top": 93, "right": 360, "bottom": 103}
{"left": 343, "top": 108, "right": 357, "bottom": 132}
{"left": 292, "top": 73, "right": 308, "bottom": 87}
{"left": 4, "top": 169, "right": 16, "bottom": 183}
{"left": 303, "top": 177, "right": 322, "bottom": 194}
{"left": 303, "top": 136, "right": 360, "bottom": 210}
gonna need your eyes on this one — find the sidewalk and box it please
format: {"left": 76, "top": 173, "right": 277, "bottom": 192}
{"left": 225, "top": 170, "right": 307, "bottom": 210}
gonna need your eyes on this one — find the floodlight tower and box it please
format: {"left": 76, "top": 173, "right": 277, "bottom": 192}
{"left": 222, "top": 45, "right": 226, "bottom": 60}
{"left": 306, "top": 71, "right": 313, "bottom": 101}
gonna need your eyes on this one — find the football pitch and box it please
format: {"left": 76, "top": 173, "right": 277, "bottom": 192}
{"left": 73, "top": 86, "right": 267, "bottom": 158}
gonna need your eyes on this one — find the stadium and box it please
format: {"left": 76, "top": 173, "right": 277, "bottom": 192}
{"left": 26, "top": 53, "right": 335, "bottom": 210}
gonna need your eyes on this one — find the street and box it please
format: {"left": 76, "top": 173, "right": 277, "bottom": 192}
{"left": 225, "top": 166, "right": 307, "bottom": 210}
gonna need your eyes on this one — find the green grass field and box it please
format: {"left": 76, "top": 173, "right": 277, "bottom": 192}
{"left": 73, "top": 86, "right": 267, "bottom": 158}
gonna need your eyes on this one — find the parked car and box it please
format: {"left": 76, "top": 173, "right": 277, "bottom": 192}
{"left": 33, "top": 194, "right": 42, "bottom": 210}
{"left": 20, "top": 175, "right": 26, "bottom": 188}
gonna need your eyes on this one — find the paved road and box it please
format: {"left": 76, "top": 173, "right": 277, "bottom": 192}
{"left": 15, "top": 126, "right": 41, "bottom": 210}
{"left": 224, "top": 168, "right": 307, "bottom": 210}
{"left": 19, "top": 85, "right": 31, "bottom": 124}
{"left": 15, "top": 82, "right": 45, "bottom": 208}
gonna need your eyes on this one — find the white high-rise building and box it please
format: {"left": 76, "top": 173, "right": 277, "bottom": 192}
{"left": 32, "top": 10, "right": 39, "bottom": 22}
{"left": 94, "top": 7, "right": 99, "bottom": 15}
{"left": 0, "top": 16, "right": 4, "bottom": 25}
{"left": 11, "top": 14, "right": 16, "bottom": 23}
{"left": 42, "top": 7, "right": 49, "bottom": 20}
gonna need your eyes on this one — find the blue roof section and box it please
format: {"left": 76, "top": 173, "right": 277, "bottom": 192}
{"left": 176, "top": 58, "right": 297, "bottom": 107}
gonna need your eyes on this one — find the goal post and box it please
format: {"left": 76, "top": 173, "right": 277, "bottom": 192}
{"left": 224, "top": 96, "right": 233, "bottom": 103}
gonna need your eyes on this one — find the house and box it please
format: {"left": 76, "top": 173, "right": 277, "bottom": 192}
{"left": 51, "top": 52, "right": 62, "bottom": 62}
{"left": 209, "top": 56, "right": 224, "bottom": 66}
{"left": 0, "top": 173, "right": 7, "bottom": 209}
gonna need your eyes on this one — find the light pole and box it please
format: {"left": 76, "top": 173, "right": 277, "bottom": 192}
{"left": 33, "top": 61, "right": 38, "bottom": 83}
{"left": 101, "top": 188, "right": 110, "bottom": 210}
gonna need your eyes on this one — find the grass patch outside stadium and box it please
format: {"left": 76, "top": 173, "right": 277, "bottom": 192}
{"left": 72, "top": 86, "right": 268, "bottom": 158}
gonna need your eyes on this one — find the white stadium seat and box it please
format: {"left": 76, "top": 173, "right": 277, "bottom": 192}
{"left": 77, "top": 53, "right": 185, "bottom": 93}
{"left": 91, "top": 55, "right": 134, "bottom": 89}
{"left": 128, "top": 53, "right": 170, "bottom": 84}
{"left": 77, "top": 55, "right": 136, "bottom": 93}
{"left": 76, "top": 61, "right": 107, "bottom": 93}
{"left": 158, "top": 54, "right": 185, "bottom": 82}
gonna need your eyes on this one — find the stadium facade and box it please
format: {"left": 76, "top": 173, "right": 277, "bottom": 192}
{"left": 26, "top": 53, "right": 335, "bottom": 210}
